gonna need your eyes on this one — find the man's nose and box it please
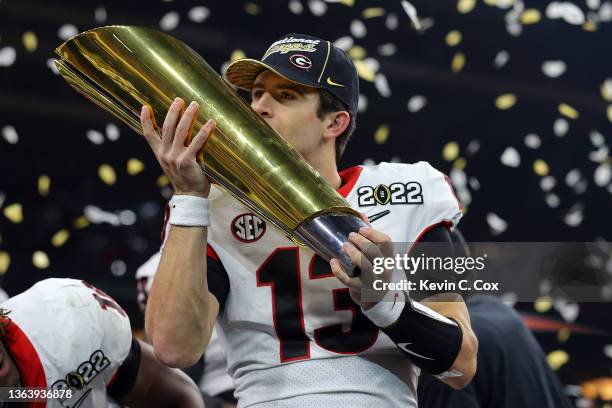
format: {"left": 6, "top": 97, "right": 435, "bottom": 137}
{"left": 251, "top": 92, "right": 273, "bottom": 118}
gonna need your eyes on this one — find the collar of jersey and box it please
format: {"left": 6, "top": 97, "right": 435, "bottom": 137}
{"left": 337, "top": 166, "right": 364, "bottom": 198}
{"left": 3, "top": 320, "right": 47, "bottom": 390}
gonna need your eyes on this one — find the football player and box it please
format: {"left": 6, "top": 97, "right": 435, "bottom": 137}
{"left": 141, "top": 34, "right": 478, "bottom": 407}
{"left": 0, "top": 278, "right": 204, "bottom": 407}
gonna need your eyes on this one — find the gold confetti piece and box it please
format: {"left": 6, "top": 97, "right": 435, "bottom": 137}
{"left": 3, "top": 203, "right": 23, "bottom": 223}
{"left": 534, "top": 296, "right": 553, "bottom": 313}
{"left": 127, "top": 158, "right": 145, "bottom": 175}
{"left": 362, "top": 7, "right": 385, "bottom": 18}
{"left": 0, "top": 252, "right": 10, "bottom": 275}
{"left": 354, "top": 60, "right": 376, "bottom": 82}
{"left": 98, "top": 164, "right": 116, "bottom": 185}
{"left": 374, "top": 124, "right": 390, "bottom": 144}
{"left": 534, "top": 159, "right": 550, "bottom": 176}
{"left": 608, "top": 105, "right": 612, "bottom": 123}
{"left": 602, "top": 81, "right": 612, "bottom": 102}
{"left": 546, "top": 350, "right": 569, "bottom": 370}
{"left": 347, "top": 46, "right": 367, "bottom": 60}
{"left": 495, "top": 93, "right": 517, "bottom": 110}
{"left": 340, "top": 0, "right": 354, "bottom": 5}
{"left": 230, "top": 49, "right": 246, "bottom": 62}
{"left": 558, "top": 103, "right": 579, "bottom": 119}
{"left": 451, "top": 52, "right": 465, "bottom": 73}
{"left": 582, "top": 20, "right": 597, "bottom": 31}
{"left": 457, "top": 0, "right": 476, "bottom": 14}
{"left": 22, "top": 31, "right": 38, "bottom": 52}
{"left": 454, "top": 157, "right": 467, "bottom": 170}
{"left": 445, "top": 30, "right": 462, "bottom": 47}
{"left": 157, "top": 174, "right": 170, "bottom": 187}
{"left": 520, "top": 9, "right": 541, "bottom": 25}
{"left": 38, "top": 174, "right": 50, "bottom": 196}
{"left": 32, "top": 251, "right": 50, "bottom": 269}
{"left": 557, "top": 327, "right": 571, "bottom": 343}
{"left": 73, "top": 215, "right": 90, "bottom": 229}
{"left": 443, "top": 142, "right": 460, "bottom": 161}
{"left": 51, "top": 229, "right": 70, "bottom": 247}
{"left": 245, "top": 3, "right": 260, "bottom": 15}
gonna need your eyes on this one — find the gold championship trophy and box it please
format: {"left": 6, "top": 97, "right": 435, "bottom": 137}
{"left": 55, "top": 26, "right": 367, "bottom": 275}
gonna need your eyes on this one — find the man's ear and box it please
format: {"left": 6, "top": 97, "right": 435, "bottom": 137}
{"left": 323, "top": 111, "right": 350, "bottom": 140}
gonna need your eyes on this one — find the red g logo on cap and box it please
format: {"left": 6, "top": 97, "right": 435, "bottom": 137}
{"left": 289, "top": 54, "right": 312, "bottom": 69}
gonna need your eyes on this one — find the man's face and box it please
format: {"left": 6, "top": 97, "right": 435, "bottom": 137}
{"left": 0, "top": 339, "right": 20, "bottom": 386}
{"left": 250, "top": 71, "right": 326, "bottom": 157}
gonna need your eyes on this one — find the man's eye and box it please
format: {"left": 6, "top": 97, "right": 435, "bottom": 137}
{"left": 252, "top": 90, "right": 263, "bottom": 100}
{"left": 280, "top": 92, "right": 295, "bottom": 100}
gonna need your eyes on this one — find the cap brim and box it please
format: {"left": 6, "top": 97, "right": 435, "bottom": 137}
{"left": 225, "top": 58, "right": 322, "bottom": 91}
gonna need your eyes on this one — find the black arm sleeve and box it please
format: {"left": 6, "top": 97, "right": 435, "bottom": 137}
{"left": 207, "top": 256, "right": 229, "bottom": 311}
{"left": 107, "top": 338, "right": 142, "bottom": 400}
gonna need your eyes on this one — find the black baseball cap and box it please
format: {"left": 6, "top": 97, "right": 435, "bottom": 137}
{"left": 225, "top": 34, "right": 359, "bottom": 115}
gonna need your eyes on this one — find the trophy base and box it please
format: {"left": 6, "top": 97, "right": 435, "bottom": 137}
{"left": 295, "top": 213, "right": 369, "bottom": 277}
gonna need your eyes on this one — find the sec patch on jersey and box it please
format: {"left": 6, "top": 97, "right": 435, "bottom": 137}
{"left": 231, "top": 213, "right": 266, "bottom": 243}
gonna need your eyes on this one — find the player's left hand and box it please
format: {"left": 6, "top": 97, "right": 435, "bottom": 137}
{"left": 330, "top": 222, "right": 394, "bottom": 310}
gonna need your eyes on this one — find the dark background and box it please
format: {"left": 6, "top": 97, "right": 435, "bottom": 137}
{"left": 1, "top": 0, "right": 611, "bottom": 403}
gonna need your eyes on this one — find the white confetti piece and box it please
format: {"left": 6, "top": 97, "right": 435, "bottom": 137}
{"left": 589, "top": 146, "right": 609, "bottom": 162}
{"left": 374, "top": 73, "right": 391, "bottom": 97}
{"left": 401, "top": 1, "right": 421, "bottom": 30}
{"left": 450, "top": 168, "right": 467, "bottom": 188}
{"left": 85, "top": 205, "right": 120, "bottom": 226}
{"left": 500, "top": 292, "right": 517, "bottom": 307}
{"left": 358, "top": 94, "right": 368, "bottom": 113}
{"left": 500, "top": 147, "right": 521, "bottom": 167}
{"left": 545, "top": 193, "right": 560, "bottom": 208}
{"left": 524, "top": 133, "right": 541, "bottom": 148}
{"left": 469, "top": 177, "right": 480, "bottom": 190}
{"left": 604, "top": 344, "right": 612, "bottom": 359}
{"left": 363, "top": 158, "right": 376, "bottom": 166}
{"left": 111, "top": 260, "right": 127, "bottom": 276}
{"left": 486, "top": 212, "right": 508, "bottom": 235}
{"left": 160, "top": 11, "right": 180, "bottom": 31}
{"left": 2, "top": 126, "right": 18, "bottom": 144}
{"left": 574, "top": 179, "right": 588, "bottom": 194}
{"left": 309, "top": 0, "right": 328, "bottom": 16}
{"left": 542, "top": 60, "right": 567, "bottom": 78}
{"left": 407, "top": 95, "right": 427, "bottom": 112}
{"left": 540, "top": 176, "right": 557, "bottom": 191}
{"left": 589, "top": 129, "right": 605, "bottom": 146}
{"left": 106, "top": 123, "right": 120, "bottom": 141}
{"left": 457, "top": 187, "right": 472, "bottom": 206}
{"left": 587, "top": 0, "right": 600, "bottom": 9}
{"left": 119, "top": 210, "right": 137, "bottom": 225}
{"left": 86, "top": 129, "right": 104, "bottom": 145}
{"left": 333, "top": 36, "right": 353, "bottom": 51}
{"left": 377, "top": 43, "right": 397, "bottom": 57}
{"left": 390, "top": 156, "right": 402, "bottom": 163}
{"left": 555, "top": 299, "right": 579, "bottom": 322}
{"left": 288, "top": 0, "right": 304, "bottom": 14}
{"left": 595, "top": 164, "right": 611, "bottom": 186}
{"left": 564, "top": 203, "right": 584, "bottom": 227}
{"left": 0, "top": 47, "right": 16, "bottom": 67}
{"left": 94, "top": 6, "right": 107, "bottom": 23}
{"left": 546, "top": 2, "right": 586, "bottom": 25}
{"left": 58, "top": 24, "right": 78, "bottom": 40}
{"left": 386, "top": 13, "right": 399, "bottom": 30}
{"left": 599, "top": 1, "right": 612, "bottom": 21}
{"left": 506, "top": 21, "right": 523, "bottom": 36}
{"left": 46, "top": 58, "right": 59, "bottom": 75}
{"left": 565, "top": 168, "right": 582, "bottom": 186}
{"left": 553, "top": 118, "right": 569, "bottom": 137}
{"left": 493, "top": 50, "right": 510, "bottom": 68}
{"left": 188, "top": 6, "right": 210, "bottom": 22}
{"left": 362, "top": 58, "right": 380, "bottom": 73}
{"left": 601, "top": 79, "right": 612, "bottom": 101}
{"left": 350, "top": 19, "right": 367, "bottom": 38}
{"left": 466, "top": 140, "right": 480, "bottom": 155}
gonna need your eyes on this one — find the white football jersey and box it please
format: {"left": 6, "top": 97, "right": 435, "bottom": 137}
{"left": 1, "top": 278, "right": 132, "bottom": 408}
{"left": 166, "top": 161, "right": 462, "bottom": 408}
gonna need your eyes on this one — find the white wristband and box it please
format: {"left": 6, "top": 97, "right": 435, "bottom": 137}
{"left": 168, "top": 195, "right": 210, "bottom": 227}
{"left": 361, "top": 288, "right": 406, "bottom": 328}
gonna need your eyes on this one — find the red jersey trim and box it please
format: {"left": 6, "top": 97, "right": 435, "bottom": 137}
{"left": 207, "top": 244, "right": 220, "bottom": 261}
{"left": 443, "top": 174, "right": 463, "bottom": 212}
{"left": 337, "top": 166, "right": 364, "bottom": 198}
{"left": 3, "top": 320, "right": 47, "bottom": 395}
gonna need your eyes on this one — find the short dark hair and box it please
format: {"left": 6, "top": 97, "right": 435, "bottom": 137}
{"left": 316, "top": 89, "right": 356, "bottom": 162}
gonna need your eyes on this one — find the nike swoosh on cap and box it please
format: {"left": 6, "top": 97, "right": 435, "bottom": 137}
{"left": 326, "top": 77, "right": 345, "bottom": 87}
{"left": 397, "top": 343, "right": 435, "bottom": 360}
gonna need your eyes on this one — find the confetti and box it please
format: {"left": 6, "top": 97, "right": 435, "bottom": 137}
{"left": 160, "top": 11, "right": 180, "bottom": 31}
{"left": 288, "top": 0, "right": 304, "bottom": 14}
{"left": 350, "top": 20, "right": 367, "bottom": 38}
{"left": 542, "top": 60, "right": 567, "bottom": 78}
{"left": 374, "top": 124, "right": 390, "bottom": 144}
{"left": 564, "top": 203, "right": 584, "bottom": 227}
{"left": 600, "top": 2, "right": 612, "bottom": 21}
{"left": 0, "top": 47, "right": 16, "bottom": 67}
{"left": 377, "top": 43, "right": 397, "bottom": 57}
{"left": 443, "top": 142, "right": 460, "bottom": 161}
{"left": 495, "top": 93, "right": 517, "bottom": 110}
{"left": 407, "top": 95, "right": 427, "bottom": 113}
{"left": 445, "top": 30, "right": 463, "bottom": 47}
{"left": 535, "top": 296, "right": 553, "bottom": 312}
{"left": 534, "top": 159, "right": 550, "bottom": 176}
{"left": 230, "top": 50, "right": 246, "bottom": 62}
{"left": 469, "top": 177, "right": 480, "bottom": 190}
{"left": 589, "top": 130, "right": 605, "bottom": 146}
{"left": 94, "top": 6, "right": 107, "bottom": 23}
{"left": 374, "top": 73, "right": 391, "bottom": 97}
{"left": 565, "top": 168, "right": 582, "bottom": 186}
{"left": 385, "top": 13, "right": 399, "bottom": 30}
{"left": 486, "top": 212, "right": 508, "bottom": 235}
{"left": 51, "top": 229, "right": 70, "bottom": 247}
{"left": 547, "top": 350, "right": 569, "bottom": 370}
{"left": 454, "top": 158, "right": 467, "bottom": 171}
{"left": 466, "top": 140, "right": 480, "bottom": 155}
{"left": 106, "top": 123, "right": 120, "bottom": 141}
{"left": 555, "top": 299, "right": 580, "bottom": 322}
{"left": 557, "top": 327, "right": 571, "bottom": 343}
{"left": 457, "top": 0, "right": 476, "bottom": 14}
{"left": 493, "top": 50, "right": 510, "bottom": 68}
{"left": 582, "top": 20, "right": 597, "bottom": 31}
{"left": 2, "top": 126, "right": 19, "bottom": 144}
{"left": 98, "top": 164, "right": 117, "bottom": 185}
{"left": 601, "top": 79, "right": 612, "bottom": 101}
{"left": 553, "top": 118, "right": 569, "bottom": 137}
{"left": 354, "top": 60, "right": 375, "bottom": 82}
{"left": 362, "top": 8, "right": 385, "bottom": 19}
{"left": 57, "top": 24, "right": 78, "bottom": 40}
{"left": 308, "top": 0, "right": 327, "bottom": 16}
{"left": 22, "top": 31, "right": 38, "bottom": 52}
{"left": 546, "top": 2, "right": 586, "bottom": 25}
{"left": 348, "top": 46, "right": 367, "bottom": 60}
{"left": 501, "top": 147, "right": 521, "bottom": 167}
{"left": 521, "top": 9, "right": 541, "bottom": 24}
{"left": 334, "top": 36, "right": 353, "bottom": 51}
{"left": 587, "top": 0, "right": 600, "bottom": 10}
{"left": 0, "top": 252, "right": 10, "bottom": 274}
{"left": 451, "top": 52, "right": 466, "bottom": 73}
{"left": 119, "top": 210, "right": 137, "bottom": 225}
{"left": 604, "top": 344, "right": 612, "bottom": 359}
{"left": 188, "top": 6, "right": 210, "bottom": 22}
{"left": 401, "top": 1, "right": 421, "bottom": 31}
{"left": 545, "top": 193, "right": 560, "bottom": 208}
{"left": 111, "top": 260, "right": 127, "bottom": 276}
{"left": 3, "top": 203, "right": 23, "bottom": 223}
{"left": 525, "top": 133, "right": 541, "bottom": 148}
{"left": 450, "top": 168, "right": 467, "bottom": 187}
{"left": 358, "top": 94, "right": 368, "bottom": 113}
{"left": 608, "top": 105, "right": 612, "bottom": 122}
{"left": 589, "top": 146, "right": 608, "bottom": 162}
{"left": 32, "top": 251, "right": 49, "bottom": 269}
{"left": 540, "top": 176, "right": 557, "bottom": 191}
{"left": 38, "top": 175, "right": 50, "bottom": 196}
{"left": 559, "top": 103, "right": 579, "bottom": 119}
{"left": 157, "top": 175, "right": 170, "bottom": 187}
{"left": 595, "top": 164, "right": 611, "bottom": 186}
{"left": 127, "top": 158, "right": 145, "bottom": 175}
{"left": 73, "top": 216, "right": 90, "bottom": 229}
{"left": 363, "top": 158, "right": 376, "bottom": 166}
{"left": 46, "top": 58, "right": 59, "bottom": 75}
{"left": 86, "top": 129, "right": 104, "bottom": 145}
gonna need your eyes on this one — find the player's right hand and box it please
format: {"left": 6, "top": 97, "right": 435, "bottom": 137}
{"left": 140, "top": 97, "right": 215, "bottom": 198}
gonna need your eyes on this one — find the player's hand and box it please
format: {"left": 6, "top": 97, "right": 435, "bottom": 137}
{"left": 140, "top": 98, "right": 214, "bottom": 198}
{"left": 330, "top": 224, "right": 394, "bottom": 310}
